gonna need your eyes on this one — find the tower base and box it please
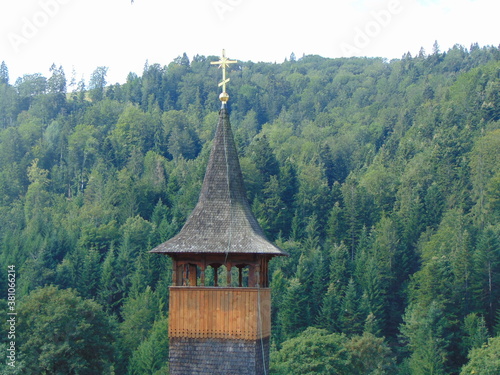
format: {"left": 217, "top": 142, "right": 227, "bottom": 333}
{"left": 169, "top": 337, "right": 270, "bottom": 375}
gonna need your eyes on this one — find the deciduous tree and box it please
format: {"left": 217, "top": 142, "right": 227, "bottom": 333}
{"left": 17, "top": 286, "right": 115, "bottom": 374}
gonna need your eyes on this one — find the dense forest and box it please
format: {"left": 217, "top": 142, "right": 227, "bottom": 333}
{"left": 1, "top": 43, "right": 500, "bottom": 374}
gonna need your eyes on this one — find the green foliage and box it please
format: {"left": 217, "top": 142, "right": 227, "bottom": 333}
{"left": 345, "top": 332, "right": 397, "bottom": 374}
{"left": 469, "top": 129, "right": 500, "bottom": 227}
{"left": 460, "top": 336, "right": 500, "bottom": 375}
{"left": 471, "top": 225, "right": 500, "bottom": 325}
{"left": 400, "top": 302, "right": 451, "bottom": 375}
{"left": 278, "top": 277, "right": 310, "bottom": 339}
{"left": 17, "top": 286, "right": 115, "bottom": 374}
{"left": 271, "top": 327, "right": 396, "bottom": 375}
{"left": 270, "top": 327, "right": 350, "bottom": 375}
{"left": 89, "top": 66, "right": 108, "bottom": 102}
{"left": 0, "top": 61, "right": 8, "bottom": 85}
{"left": 128, "top": 317, "right": 169, "bottom": 375}
{"left": 1, "top": 46, "right": 500, "bottom": 371}
{"left": 119, "top": 286, "right": 163, "bottom": 355}
{"left": 462, "top": 313, "right": 489, "bottom": 352}
{"left": 317, "top": 242, "right": 350, "bottom": 332}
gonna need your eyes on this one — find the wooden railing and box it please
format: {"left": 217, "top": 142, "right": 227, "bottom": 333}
{"left": 169, "top": 287, "right": 271, "bottom": 340}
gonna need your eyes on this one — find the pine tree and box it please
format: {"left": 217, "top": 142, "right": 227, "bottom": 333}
{"left": 326, "top": 187, "right": 345, "bottom": 245}
{"left": 462, "top": 313, "right": 489, "bottom": 353}
{"left": 279, "top": 278, "right": 309, "bottom": 338}
{"left": 118, "top": 286, "right": 163, "bottom": 372}
{"left": 471, "top": 226, "right": 500, "bottom": 326}
{"left": 341, "top": 177, "right": 371, "bottom": 260}
{"left": 128, "top": 317, "right": 169, "bottom": 375}
{"left": 279, "top": 161, "right": 298, "bottom": 236}
{"left": 318, "top": 243, "right": 350, "bottom": 332}
{"left": 355, "top": 252, "right": 386, "bottom": 336}
{"left": 401, "top": 302, "right": 450, "bottom": 375}
{"left": 270, "top": 269, "right": 287, "bottom": 345}
{"left": 261, "top": 175, "right": 286, "bottom": 238}
{"left": 319, "top": 143, "right": 336, "bottom": 187}
{"left": 80, "top": 247, "right": 100, "bottom": 299}
{"left": 98, "top": 246, "right": 120, "bottom": 311}
{"left": 248, "top": 134, "right": 280, "bottom": 182}
{"left": 339, "top": 278, "right": 364, "bottom": 335}
{"left": 0, "top": 61, "right": 9, "bottom": 85}
{"left": 89, "top": 66, "right": 108, "bottom": 102}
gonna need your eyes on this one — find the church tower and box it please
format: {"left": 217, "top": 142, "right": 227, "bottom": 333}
{"left": 150, "top": 50, "right": 287, "bottom": 375}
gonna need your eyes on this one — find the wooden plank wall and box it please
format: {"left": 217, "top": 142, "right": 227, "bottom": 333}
{"left": 169, "top": 287, "right": 271, "bottom": 340}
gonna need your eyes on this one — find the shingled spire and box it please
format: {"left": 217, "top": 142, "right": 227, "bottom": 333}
{"left": 150, "top": 107, "right": 285, "bottom": 256}
{"left": 151, "top": 51, "right": 284, "bottom": 375}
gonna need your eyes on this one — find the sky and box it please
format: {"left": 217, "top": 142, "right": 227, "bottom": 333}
{"left": 0, "top": 0, "right": 498, "bottom": 85}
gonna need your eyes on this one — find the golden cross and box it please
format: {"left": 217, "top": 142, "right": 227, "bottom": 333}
{"left": 211, "top": 49, "right": 237, "bottom": 102}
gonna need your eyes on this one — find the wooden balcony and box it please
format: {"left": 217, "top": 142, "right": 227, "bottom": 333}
{"left": 169, "top": 287, "right": 271, "bottom": 341}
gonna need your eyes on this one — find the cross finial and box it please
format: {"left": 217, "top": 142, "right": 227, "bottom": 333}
{"left": 211, "top": 49, "right": 237, "bottom": 104}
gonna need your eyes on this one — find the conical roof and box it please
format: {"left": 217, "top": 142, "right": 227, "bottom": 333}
{"left": 150, "top": 108, "right": 286, "bottom": 256}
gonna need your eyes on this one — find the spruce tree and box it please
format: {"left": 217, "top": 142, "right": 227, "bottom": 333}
{"left": 0, "top": 61, "right": 9, "bottom": 85}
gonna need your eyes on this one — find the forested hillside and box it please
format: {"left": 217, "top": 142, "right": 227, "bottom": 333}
{"left": 1, "top": 44, "right": 500, "bottom": 374}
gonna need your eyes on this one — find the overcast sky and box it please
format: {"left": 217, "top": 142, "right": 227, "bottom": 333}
{"left": 0, "top": 0, "right": 498, "bottom": 85}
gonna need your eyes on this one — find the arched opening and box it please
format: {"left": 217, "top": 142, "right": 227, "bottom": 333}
{"left": 172, "top": 256, "right": 269, "bottom": 288}
{"left": 206, "top": 264, "right": 243, "bottom": 287}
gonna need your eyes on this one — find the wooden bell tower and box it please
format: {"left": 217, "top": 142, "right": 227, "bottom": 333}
{"left": 150, "top": 51, "right": 287, "bottom": 375}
